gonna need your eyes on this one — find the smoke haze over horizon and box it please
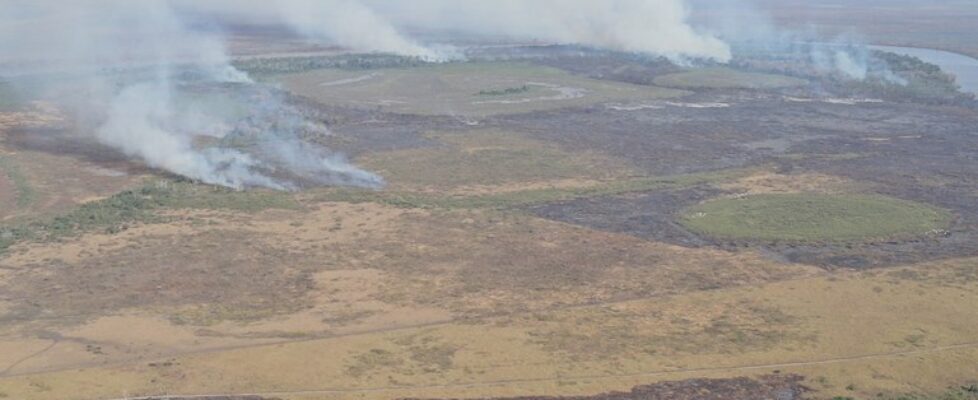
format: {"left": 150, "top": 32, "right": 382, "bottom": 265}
{"left": 0, "top": 0, "right": 912, "bottom": 190}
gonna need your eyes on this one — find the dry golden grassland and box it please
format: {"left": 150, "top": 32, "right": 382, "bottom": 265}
{"left": 0, "top": 253, "right": 976, "bottom": 400}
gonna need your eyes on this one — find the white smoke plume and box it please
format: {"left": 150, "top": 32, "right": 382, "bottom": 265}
{"left": 689, "top": 0, "right": 905, "bottom": 82}
{"left": 177, "top": 0, "right": 732, "bottom": 63}
{"left": 279, "top": 0, "right": 444, "bottom": 61}
{"left": 0, "top": 0, "right": 734, "bottom": 190}
{"left": 0, "top": 0, "right": 384, "bottom": 190}
{"left": 373, "top": 0, "right": 732, "bottom": 62}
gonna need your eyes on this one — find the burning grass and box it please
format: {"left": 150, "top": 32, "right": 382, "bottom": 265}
{"left": 679, "top": 194, "right": 952, "bottom": 243}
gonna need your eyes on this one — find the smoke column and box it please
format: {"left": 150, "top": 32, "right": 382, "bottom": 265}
{"left": 0, "top": 0, "right": 383, "bottom": 190}
{"left": 375, "top": 0, "right": 732, "bottom": 62}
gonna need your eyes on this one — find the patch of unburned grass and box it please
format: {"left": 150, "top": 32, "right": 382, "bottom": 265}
{"left": 680, "top": 193, "right": 952, "bottom": 243}
{"left": 653, "top": 67, "right": 807, "bottom": 90}
{"left": 360, "top": 131, "right": 633, "bottom": 189}
{"left": 0, "top": 180, "right": 300, "bottom": 253}
{"left": 316, "top": 169, "right": 751, "bottom": 211}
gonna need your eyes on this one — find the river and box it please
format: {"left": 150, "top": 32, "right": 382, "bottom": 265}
{"left": 871, "top": 45, "right": 978, "bottom": 95}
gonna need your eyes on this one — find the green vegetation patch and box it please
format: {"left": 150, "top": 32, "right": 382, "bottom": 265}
{"left": 477, "top": 85, "right": 531, "bottom": 96}
{"left": 679, "top": 194, "right": 952, "bottom": 243}
{"left": 0, "top": 180, "right": 300, "bottom": 253}
{"left": 653, "top": 68, "right": 807, "bottom": 90}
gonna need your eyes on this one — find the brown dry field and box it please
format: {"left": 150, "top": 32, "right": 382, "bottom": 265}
{"left": 1, "top": 63, "right": 977, "bottom": 400}
{"left": 2, "top": 138, "right": 977, "bottom": 400}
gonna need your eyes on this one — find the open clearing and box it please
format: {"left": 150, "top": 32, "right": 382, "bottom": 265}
{"left": 278, "top": 62, "right": 688, "bottom": 116}
{"left": 679, "top": 193, "right": 953, "bottom": 243}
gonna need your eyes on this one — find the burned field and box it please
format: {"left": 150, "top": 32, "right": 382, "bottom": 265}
{"left": 1, "top": 46, "right": 978, "bottom": 400}
{"left": 477, "top": 80, "right": 978, "bottom": 268}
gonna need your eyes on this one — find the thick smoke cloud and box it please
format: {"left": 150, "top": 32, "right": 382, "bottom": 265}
{"left": 0, "top": 0, "right": 383, "bottom": 190}
{"left": 178, "top": 0, "right": 732, "bottom": 63}
{"left": 372, "top": 0, "right": 732, "bottom": 62}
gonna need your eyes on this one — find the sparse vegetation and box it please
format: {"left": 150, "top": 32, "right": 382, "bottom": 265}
{"left": 345, "top": 348, "right": 404, "bottom": 378}
{"left": 680, "top": 194, "right": 952, "bottom": 243}
{"left": 169, "top": 303, "right": 293, "bottom": 326}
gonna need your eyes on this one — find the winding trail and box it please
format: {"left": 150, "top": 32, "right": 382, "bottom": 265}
{"left": 0, "top": 340, "right": 59, "bottom": 376}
